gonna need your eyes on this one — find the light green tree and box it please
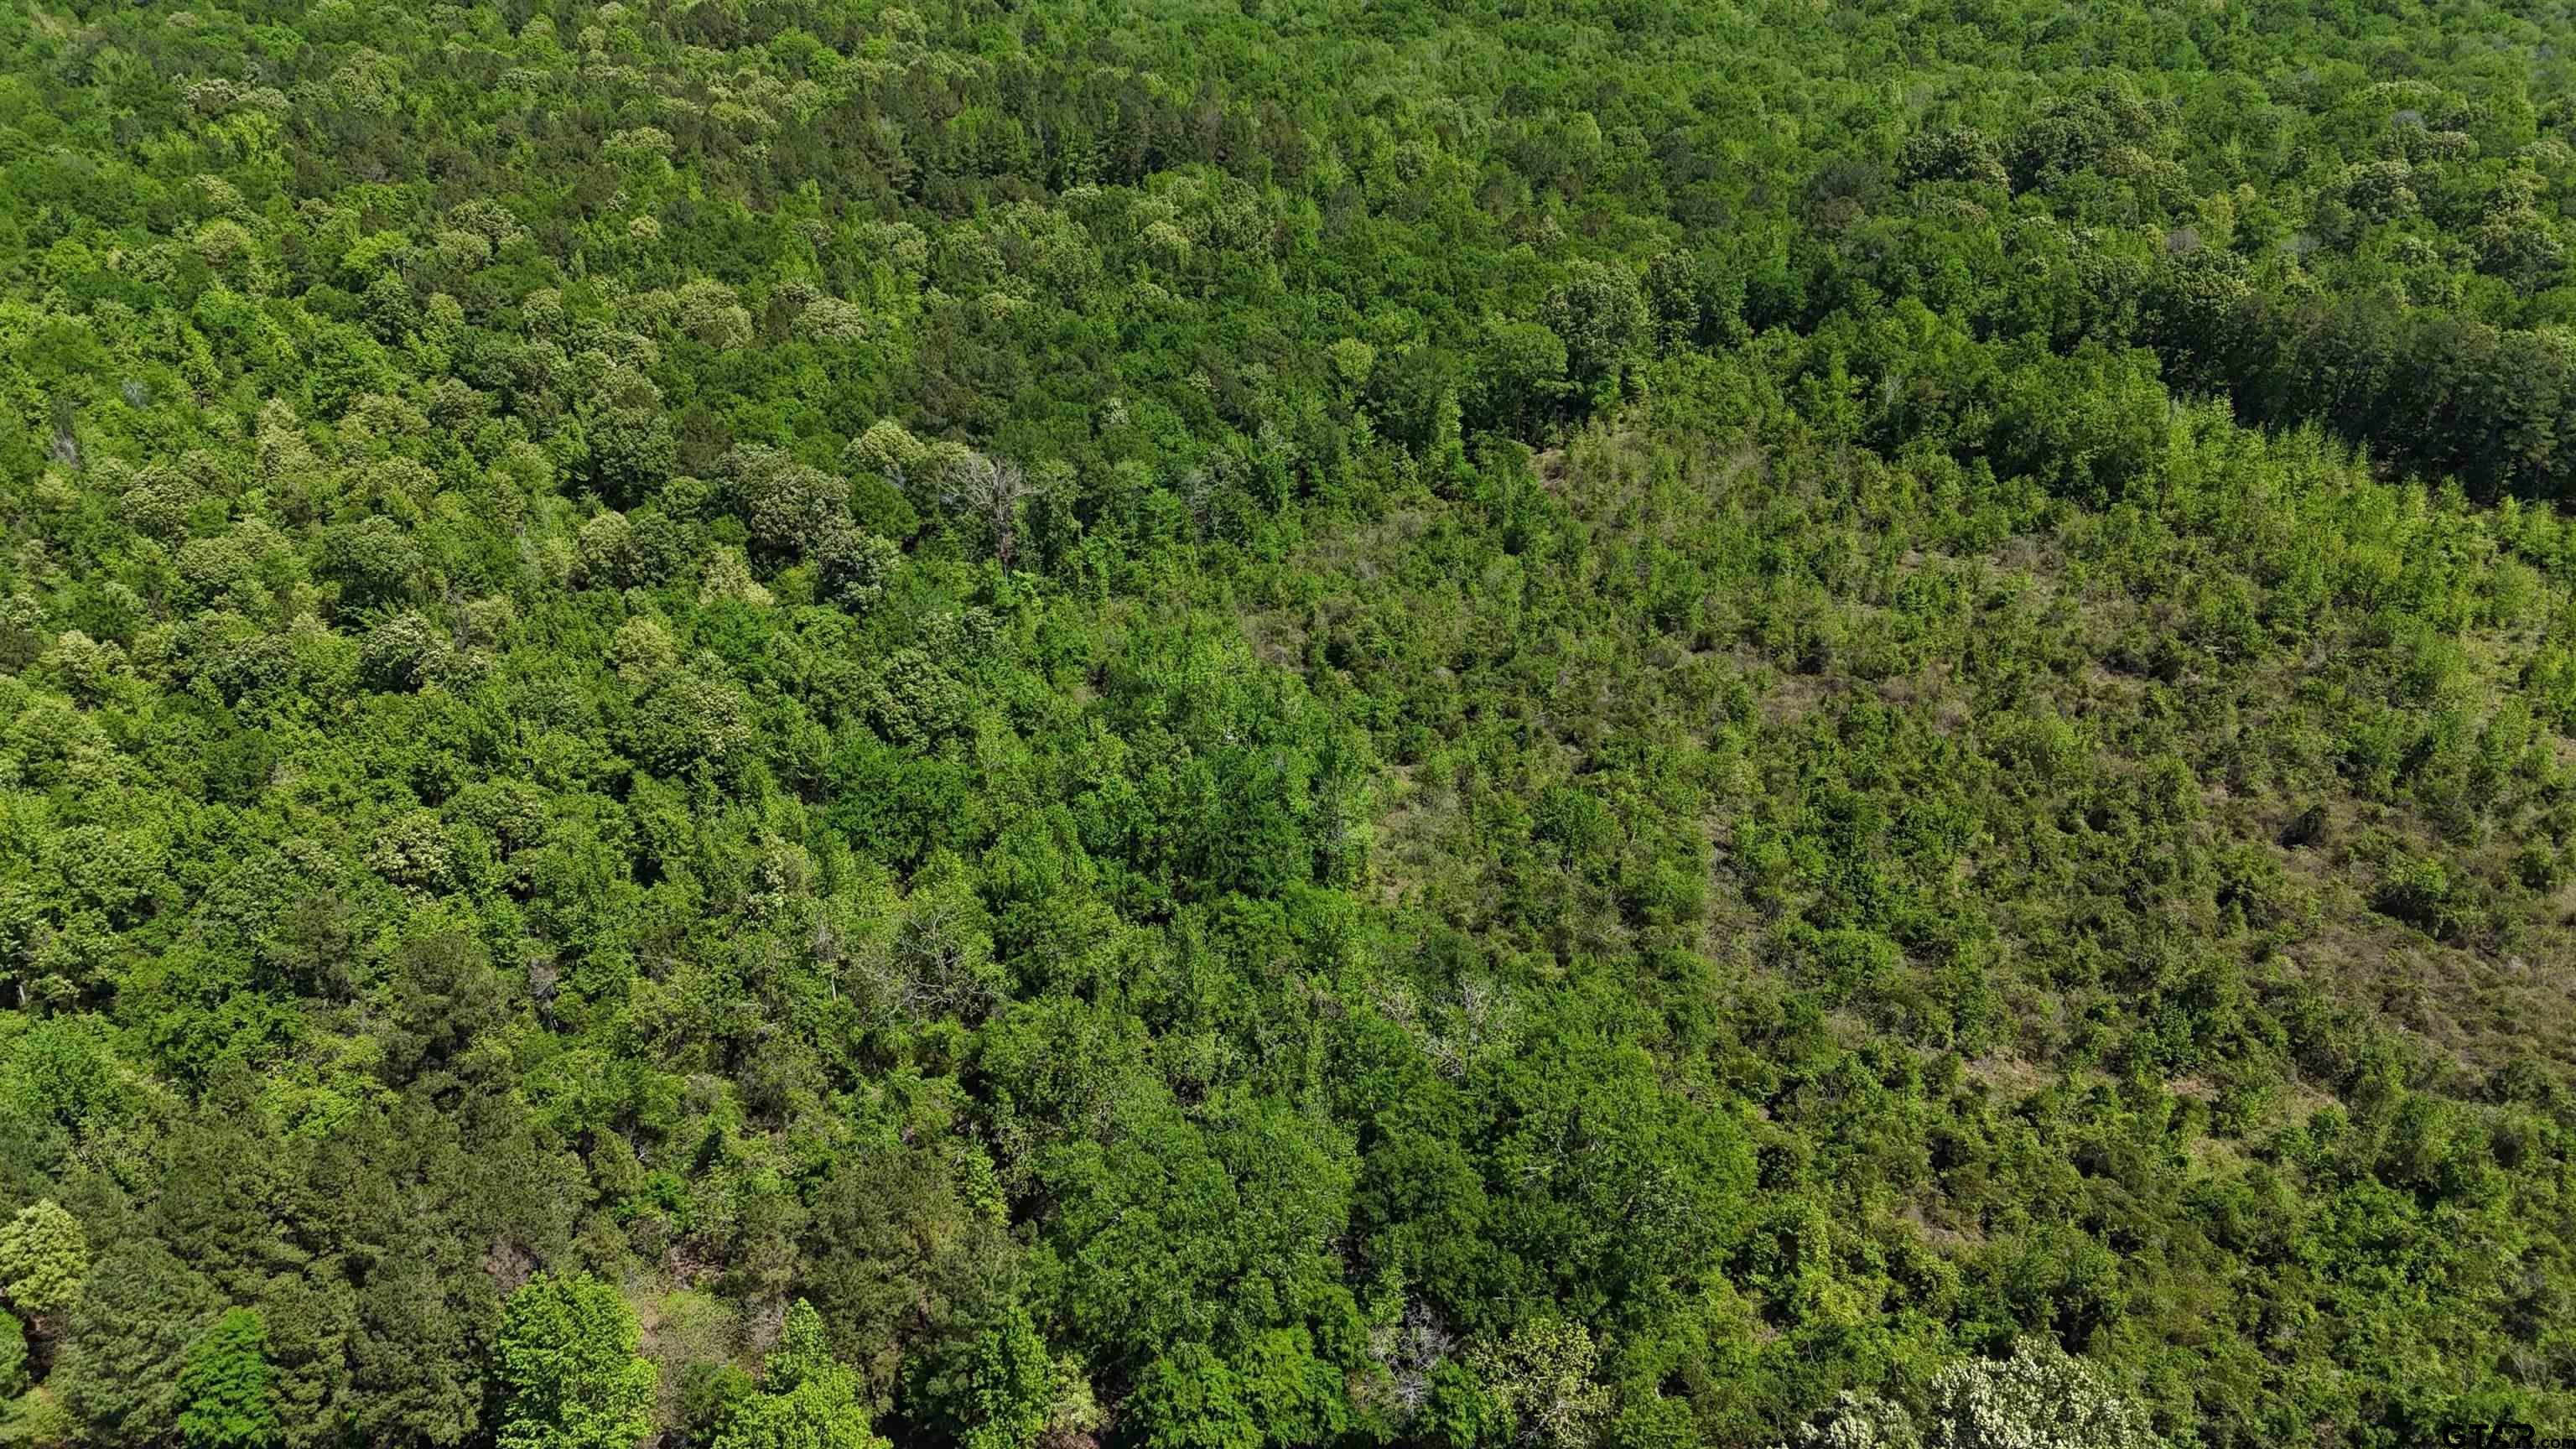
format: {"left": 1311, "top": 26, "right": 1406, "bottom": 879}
{"left": 1127, "top": 1343, "right": 1256, "bottom": 1449}
{"left": 958, "top": 1306, "right": 1052, "bottom": 1449}
{"left": 711, "top": 1301, "right": 886, "bottom": 1449}
{"left": 1471, "top": 1317, "right": 1609, "bottom": 1448}
{"left": 177, "top": 1308, "right": 277, "bottom": 1449}
{"left": 0, "top": 1203, "right": 87, "bottom": 1317}
{"left": 496, "top": 1274, "right": 658, "bottom": 1449}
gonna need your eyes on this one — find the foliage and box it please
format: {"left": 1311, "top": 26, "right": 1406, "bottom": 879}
{"left": 0, "top": 0, "right": 2572, "bottom": 1444}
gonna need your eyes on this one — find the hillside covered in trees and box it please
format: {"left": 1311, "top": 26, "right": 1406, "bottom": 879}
{"left": 2, "top": 0, "right": 2575, "bottom": 1445}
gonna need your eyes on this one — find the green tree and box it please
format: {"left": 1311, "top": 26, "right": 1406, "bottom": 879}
{"left": 0, "top": 1308, "right": 26, "bottom": 1398}
{"left": 1128, "top": 1344, "right": 1257, "bottom": 1449}
{"left": 711, "top": 1301, "right": 886, "bottom": 1449}
{"left": 582, "top": 408, "right": 679, "bottom": 506}
{"left": 51, "top": 1239, "right": 218, "bottom": 1444}
{"left": 495, "top": 1275, "right": 658, "bottom": 1449}
{"left": 177, "top": 1308, "right": 278, "bottom": 1449}
{"left": 1546, "top": 260, "right": 1648, "bottom": 398}
{"left": 958, "top": 1306, "right": 1052, "bottom": 1449}
{"left": 0, "top": 1202, "right": 86, "bottom": 1317}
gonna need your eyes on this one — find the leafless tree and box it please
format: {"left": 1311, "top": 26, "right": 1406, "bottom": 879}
{"left": 948, "top": 450, "right": 1036, "bottom": 572}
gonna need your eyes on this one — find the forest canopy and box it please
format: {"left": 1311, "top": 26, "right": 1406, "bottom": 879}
{"left": 1, "top": 0, "right": 2574, "bottom": 1446}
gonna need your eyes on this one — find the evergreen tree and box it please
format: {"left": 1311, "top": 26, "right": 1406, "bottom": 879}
{"left": 0, "top": 1309, "right": 26, "bottom": 1399}
{"left": 50, "top": 1240, "right": 218, "bottom": 1445}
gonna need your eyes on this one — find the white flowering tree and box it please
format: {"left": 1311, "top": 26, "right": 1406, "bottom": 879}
{"left": 1779, "top": 1343, "right": 2163, "bottom": 1449}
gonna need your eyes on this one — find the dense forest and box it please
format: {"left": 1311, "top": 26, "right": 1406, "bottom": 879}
{"left": 2, "top": 0, "right": 2575, "bottom": 1445}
